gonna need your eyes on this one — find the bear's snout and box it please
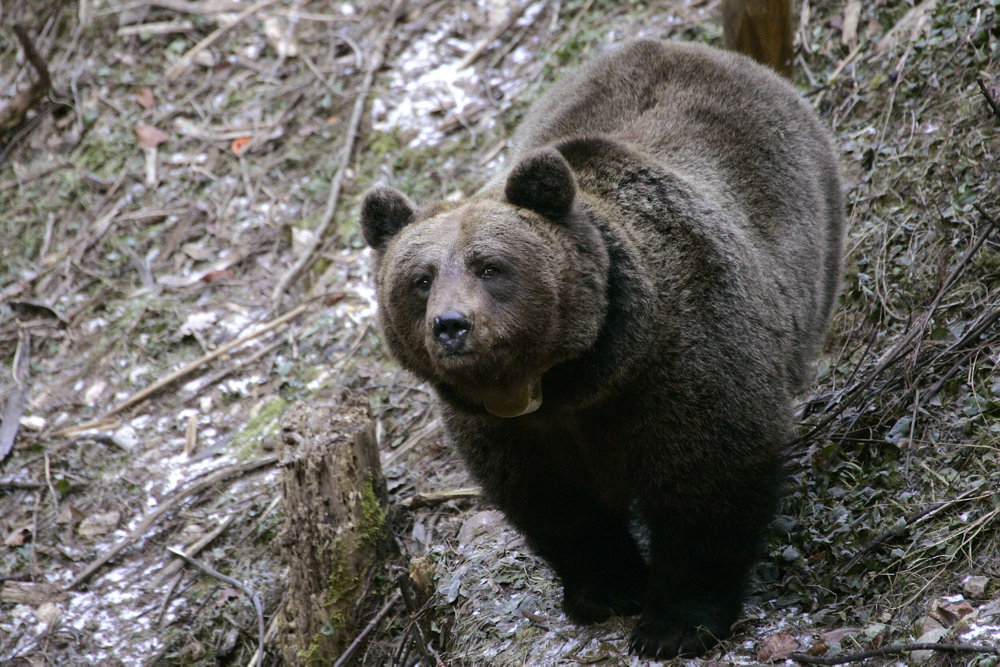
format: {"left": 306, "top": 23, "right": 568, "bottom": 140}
{"left": 432, "top": 311, "right": 472, "bottom": 353}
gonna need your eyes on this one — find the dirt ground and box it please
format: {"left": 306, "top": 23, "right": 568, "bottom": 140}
{"left": 1, "top": 0, "right": 998, "bottom": 665}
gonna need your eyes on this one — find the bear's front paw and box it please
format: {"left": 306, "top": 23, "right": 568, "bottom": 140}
{"left": 563, "top": 584, "right": 643, "bottom": 625}
{"left": 628, "top": 613, "right": 725, "bottom": 659}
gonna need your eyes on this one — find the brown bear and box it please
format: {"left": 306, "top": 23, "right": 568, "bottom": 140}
{"left": 360, "top": 39, "right": 844, "bottom": 658}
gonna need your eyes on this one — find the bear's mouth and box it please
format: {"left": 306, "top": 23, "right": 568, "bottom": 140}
{"left": 425, "top": 337, "right": 546, "bottom": 416}
{"left": 431, "top": 344, "right": 474, "bottom": 366}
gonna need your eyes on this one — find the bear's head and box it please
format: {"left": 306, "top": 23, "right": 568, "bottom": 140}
{"left": 361, "top": 148, "right": 610, "bottom": 417}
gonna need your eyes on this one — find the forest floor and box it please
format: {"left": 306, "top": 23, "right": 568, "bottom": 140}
{"left": 1, "top": 0, "right": 998, "bottom": 665}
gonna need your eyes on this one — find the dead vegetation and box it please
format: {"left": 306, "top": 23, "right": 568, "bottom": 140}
{"left": 0, "top": 0, "right": 998, "bottom": 665}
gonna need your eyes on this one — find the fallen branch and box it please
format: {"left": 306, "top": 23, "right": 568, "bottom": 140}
{"left": 167, "top": 546, "right": 265, "bottom": 667}
{"left": 99, "top": 0, "right": 250, "bottom": 15}
{"left": 117, "top": 20, "right": 194, "bottom": 37}
{"left": 790, "top": 641, "right": 1000, "bottom": 665}
{"left": 403, "top": 488, "right": 482, "bottom": 509}
{"left": 61, "top": 302, "right": 310, "bottom": 435}
{"left": 269, "top": 0, "right": 403, "bottom": 307}
{"left": 67, "top": 455, "right": 277, "bottom": 590}
{"left": 0, "top": 479, "right": 45, "bottom": 489}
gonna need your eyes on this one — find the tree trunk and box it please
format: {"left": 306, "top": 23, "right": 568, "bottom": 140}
{"left": 278, "top": 395, "right": 388, "bottom": 665}
{"left": 722, "top": 0, "right": 794, "bottom": 78}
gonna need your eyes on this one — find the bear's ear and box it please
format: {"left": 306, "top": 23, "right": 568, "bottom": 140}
{"left": 360, "top": 185, "right": 416, "bottom": 251}
{"left": 504, "top": 148, "right": 576, "bottom": 221}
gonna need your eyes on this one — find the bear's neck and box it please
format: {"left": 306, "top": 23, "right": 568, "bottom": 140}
{"left": 542, "top": 206, "right": 659, "bottom": 409}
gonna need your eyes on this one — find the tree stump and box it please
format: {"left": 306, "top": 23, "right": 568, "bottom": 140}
{"left": 278, "top": 395, "right": 388, "bottom": 665}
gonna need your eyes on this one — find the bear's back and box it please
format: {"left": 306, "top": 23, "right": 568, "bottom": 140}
{"left": 511, "top": 39, "right": 844, "bottom": 393}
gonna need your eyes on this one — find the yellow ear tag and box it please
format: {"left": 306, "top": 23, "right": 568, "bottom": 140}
{"left": 484, "top": 380, "right": 543, "bottom": 418}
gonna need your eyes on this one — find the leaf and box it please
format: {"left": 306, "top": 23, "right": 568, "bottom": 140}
{"left": 231, "top": 135, "right": 252, "bottom": 155}
{"left": 55, "top": 504, "right": 85, "bottom": 525}
{"left": 820, "top": 627, "right": 861, "bottom": 645}
{"left": 758, "top": 630, "right": 799, "bottom": 661}
{"left": 135, "top": 122, "right": 169, "bottom": 148}
{"left": 842, "top": 0, "right": 862, "bottom": 47}
{"left": 215, "top": 587, "right": 241, "bottom": 606}
{"left": 136, "top": 87, "right": 155, "bottom": 109}
{"left": 5, "top": 526, "right": 31, "bottom": 546}
{"left": 931, "top": 599, "right": 976, "bottom": 626}
{"left": 201, "top": 268, "right": 235, "bottom": 283}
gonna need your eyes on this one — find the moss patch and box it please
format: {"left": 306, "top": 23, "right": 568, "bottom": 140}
{"left": 232, "top": 397, "right": 287, "bottom": 456}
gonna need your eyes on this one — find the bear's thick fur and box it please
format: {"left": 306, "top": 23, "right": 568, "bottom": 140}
{"left": 361, "top": 39, "right": 844, "bottom": 658}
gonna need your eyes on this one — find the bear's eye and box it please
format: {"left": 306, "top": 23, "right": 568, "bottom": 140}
{"left": 480, "top": 266, "right": 500, "bottom": 279}
{"left": 413, "top": 275, "right": 432, "bottom": 292}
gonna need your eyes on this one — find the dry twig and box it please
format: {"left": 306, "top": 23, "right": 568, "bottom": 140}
{"left": 67, "top": 455, "right": 278, "bottom": 590}
{"left": 167, "top": 546, "right": 265, "bottom": 667}
{"left": 332, "top": 590, "right": 402, "bottom": 667}
{"left": 457, "top": 4, "right": 527, "bottom": 70}
{"left": 0, "top": 479, "right": 45, "bottom": 489}
{"left": 150, "top": 515, "right": 237, "bottom": 589}
{"left": 797, "top": 213, "right": 999, "bottom": 444}
{"left": 244, "top": 599, "right": 284, "bottom": 667}
{"left": 182, "top": 337, "right": 284, "bottom": 406}
{"left": 790, "top": 641, "right": 1000, "bottom": 665}
{"left": 99, "top": 0, "right": 250, "bottom": 14}
{"left": 61, "top": 302, "right": 311, "bottom": 435}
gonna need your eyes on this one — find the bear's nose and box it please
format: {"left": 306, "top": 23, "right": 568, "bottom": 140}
{"left": 432, "top": 311, "right": 471, "bottom": 351}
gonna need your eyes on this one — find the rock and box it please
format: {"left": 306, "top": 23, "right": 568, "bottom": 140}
{"left": 19, "top": 415, "right": 46, "bottom": 431}
{"left": 914, "top": 615, "right": 945, "bottom": 636}
{"left": 111, "top": 425, "right": 139, "bottom": 451}
{"left": 929, "top": 598, "right": 976, "bottom": 626}
{"left": 963, "top": 575, "right": 989, "bottom": 598}
{"left": 84, "top": 380, "right": 106, "bottom": 404}
{"left": 910, "top": 627, "right": 948, "bottom": 664}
